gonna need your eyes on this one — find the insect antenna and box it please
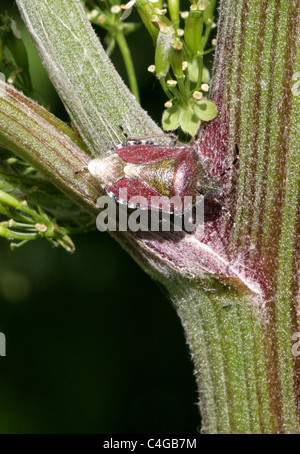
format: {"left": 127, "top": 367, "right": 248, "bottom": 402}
{"left": 118, "top": 125, "right": 178, "bottom": 146}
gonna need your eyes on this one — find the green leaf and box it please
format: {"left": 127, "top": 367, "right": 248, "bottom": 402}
{"left": 192, "top": 100, "right": 218, "bottom": 121}
{"left": 202, "top": 66, "right": 210, "bottom": 83}
{"left": 179, "top": 108, "right": 200, "bottom": 136}
{"left": 162, "top": 104, "right": 181, "bottom": 130}
{"left": 187, "top": 58, "right": 199, "bottom": 83}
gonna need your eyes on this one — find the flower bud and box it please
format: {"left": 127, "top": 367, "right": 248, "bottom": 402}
{"left": 170, "top": 40, "right": 184, "bottom": 79}
{"left": 147, "top": 64, "right": 156, "bottom": 73}
{"left": 184, "top": 7, "right": 204, "bottom": 56}
{"left": 164, "top": 100, "right": 173, "bottom": 108}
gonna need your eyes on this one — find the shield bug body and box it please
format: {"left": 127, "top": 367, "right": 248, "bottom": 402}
{"left": 87, "top": 139, "right": 224, "bottom": 216}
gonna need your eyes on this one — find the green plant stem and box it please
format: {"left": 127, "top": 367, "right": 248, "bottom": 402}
{"left": 202, "top": 0, "right": 216, "bottom": 49}
{"left": 159, "top": 77, "right": 175, "bottom": 100}
{"left": 162, "top": 277, "right": 272, "bottom": 433}
{"left": 195, "top": 53, "right": 203, "bottom": 91}
{"left": 0, "top": 225, "right": 37, "bottom": 239}
{"left": 135, "top": 0, "right": 159, "bottom": 44}
{"left": 202, "top": 24, "right": 212, "bottom": 49}
{"left": 12, "top": 0, "right": 300, "bottom": 433}
{"left": 176, "top": 76, "right": 188, "bottom": 106}
{"left": 167, "top": 0, "right": 179, "bottom": 29}
{"left": 214, "top": 0, "right": 300, "bottom": 432}
{"left": 16, "top": 0, "right": 160, "bottom": 157}
{"left": 115, "top": 31, "right": 140, "bottom": 103}
{"left": 0, "top": 81, "right": 102, "bottom": 215}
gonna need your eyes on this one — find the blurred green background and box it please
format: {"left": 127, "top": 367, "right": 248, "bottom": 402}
{"left": 0, "top": 1, "right": 205, "bottom": 433}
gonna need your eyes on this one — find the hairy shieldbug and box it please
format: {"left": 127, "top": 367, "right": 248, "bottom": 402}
{"left": 77, "top": 132, "right": 237, "bottom": 221}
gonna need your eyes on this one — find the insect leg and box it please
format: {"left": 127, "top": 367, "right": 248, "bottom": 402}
{"left": 219, "top": 144, "right": 240, "bottom": 178}
{"left": 118, "top": 125, "right": 178, "bottom": 146}
{"left": 212, "top": 197, "right": 235, "bottom": 225}
{"left": 118, "top": 124, "right": 129, "bottom": 139}
{"left": 74, "top": 166, "right": 88, "bottom": 174}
